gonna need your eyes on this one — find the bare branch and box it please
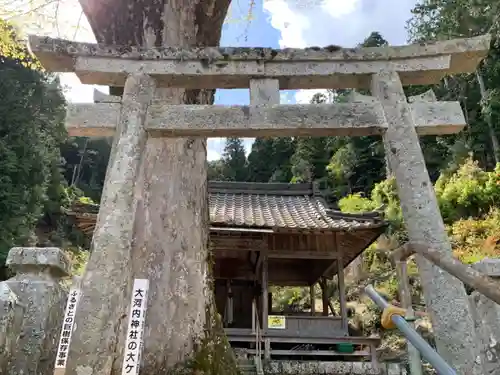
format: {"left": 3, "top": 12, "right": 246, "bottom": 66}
{"left": 4, "top": 0, "right": 59, "bottom": 20}
{"left": 0, "top": 0, "right": 93, "bottom": 42}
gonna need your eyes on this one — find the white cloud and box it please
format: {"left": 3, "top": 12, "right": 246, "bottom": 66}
{"left": 321, "top": 0, "right": 360, "bottom": 18}
{"left": 264, "top": 0, "right": 417, "bottom": 48}
{"left": 264, "top": 0, "right": 418, "bottom": 103}
{"left": 295, "top": 89, "right": 329, "bottom": 104}
{"left": 207, "top": 138, "right": 253, "bottom": 161}
{"left": 207, "top": 148, "right": 222, "bottom": 161}
{"left": 59, "top": 72, "right": 108, "bottom": 104}
{"left": 263, "top": 0, "right": 310, "bottom": 48}
{"left": 263, "top": 0, "right": 362, "bottom": 49}
{"left": 207, "top": 138, "right": 225, "bottom": 161}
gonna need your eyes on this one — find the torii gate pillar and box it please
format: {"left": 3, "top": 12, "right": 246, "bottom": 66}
{"left": 372, "top": 71, "right": 482, "bottom": 373}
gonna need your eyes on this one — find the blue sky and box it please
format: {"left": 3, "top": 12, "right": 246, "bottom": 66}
{"left": 56, "top": 0, "right": 419, "bottom": 160}
{"left": 211, "top": 0, "right": 282, "bottom": 159}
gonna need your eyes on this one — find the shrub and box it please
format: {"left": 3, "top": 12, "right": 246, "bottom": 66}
{"left": 435, "top": 159, "right": 500, "bottom": 222}
{"left": 339, "top": 159, "right": 499, "bottom": 265}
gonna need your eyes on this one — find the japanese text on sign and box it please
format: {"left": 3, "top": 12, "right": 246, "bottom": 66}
{"left": 268, "top": 315, "right": 286, "bottom": 329}
{"left": 121, "top": 279, "right": 149, "bottom": 375}
{"left": 54, "top": 288, "right": 81, "bottom": 370}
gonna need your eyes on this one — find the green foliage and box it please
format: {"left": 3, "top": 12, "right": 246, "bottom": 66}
{"left": 338, "top": 193, "right": 375, "bottom": 213}
{"left": 78, "top": 195, "right": 96, "bottom": 205}
{"left": 208, "top": 159, "right": 226, "bottom": 181}
{"left": 246, "top": 137, "right": 295, "bottom": 183}
{"left": 338, "top": 159, "right": 499, "bottom": 263}
{"left": 210, "top": 136, "right": 296, "bottom": 183}
{"left": 0, "top": 19, "right": 66, "bottom": 268}
{"left": 221, "top": 138, "right": 247, "bottom": 181}
{"left": 408, "top": 0, "right": 500, "bottom": 168}
{"left": 435, "top": 159, "right": 500, "bottom": 222}
{"left": 408, "top": 0, "right": 499, "bottom": 42}
{"left": 290, "top": 137, "right": 330, "bottom": 183}
{"left": 60, "top": 137, "right": 112, "bottom": 202}
{"left": 319, "top": 32, "right": 390, "bottom": 195}
{"left": 0, "top": 21, "right": 41, "bottom": 69}
{"left": 339, "top": 177, "right": 404, "bottom": 238}
{"left": 271, "top": 286, "right": 310, "bottom": 312}
{"left": 333, "top": 161, "right": 499, "bottom": 350}
{"left": 245, "top": 138, "right": 275, "bottom": 182}
{"left": 374, "top": 273, "right": 400, "bottom": 301}
{"left": 362, "top": 31, "right": 388, "bottom": 47}
{"left": 64, "top": 246, "right": 90, "bottom": 276}
{"left": 449, "top": 208, "right": 500, "bottom": 263}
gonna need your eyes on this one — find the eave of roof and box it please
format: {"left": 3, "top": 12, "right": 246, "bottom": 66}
{"left": 66, "top": 181, "right": 388, "bottom": 232}
{"left": 208, "top": 181, "right": 386, "bottom": 231}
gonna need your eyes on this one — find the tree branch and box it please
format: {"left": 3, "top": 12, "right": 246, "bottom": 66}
{"left": 391, "top": 242, "right": 500, "bottom": 305}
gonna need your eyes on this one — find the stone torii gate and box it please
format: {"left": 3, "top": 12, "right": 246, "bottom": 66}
{"left": 29, "top": 35, "right": 490, "bottom": 374}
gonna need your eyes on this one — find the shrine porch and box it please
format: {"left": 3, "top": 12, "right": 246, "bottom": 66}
{"left": 225, "top": 327, "right": 380, "bottom": 366}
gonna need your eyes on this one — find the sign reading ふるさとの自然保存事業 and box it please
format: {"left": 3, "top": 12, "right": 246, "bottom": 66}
{"left": 54, "top": 287, "right": 81, "bottom": 374}
{"left": 121, "top": 279, "right": 150, "bottom": 375}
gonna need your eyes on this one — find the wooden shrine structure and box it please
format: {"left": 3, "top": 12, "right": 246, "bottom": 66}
{"left": 28, "top": 33, "right": 492, "bottom": 374}
{"left": 66, "top": 181, "right": 386, "bottom": 363}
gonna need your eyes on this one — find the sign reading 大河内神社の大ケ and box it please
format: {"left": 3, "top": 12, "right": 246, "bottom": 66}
{"left": 121, "top": 279, "right": 150, "bottom": 375}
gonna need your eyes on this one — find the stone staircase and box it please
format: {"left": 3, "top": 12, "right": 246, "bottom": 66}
{"left": 236, "top": 356, "right": 412, "bottom": 375}
{"left": 237, "top": 358, "right": 258, "bottom": 375}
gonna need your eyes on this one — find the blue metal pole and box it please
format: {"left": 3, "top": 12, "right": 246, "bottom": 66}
{"left": 364, "top": 285, "right": 456, "bottom": 375}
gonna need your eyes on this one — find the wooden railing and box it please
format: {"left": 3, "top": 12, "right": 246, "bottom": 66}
{"left": 388, "top": 242, "right": 500, "bottom": 375}
{"left": 391, "top": 243, "right": 500, "bottom": 304}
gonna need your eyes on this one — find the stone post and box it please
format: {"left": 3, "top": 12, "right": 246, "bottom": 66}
{"left": 2, "top": 247, "right": 70, "bottom": 375}
{"left": 65, "top": 73, "right": 156, "bottom": 375}
{"left": 469, "top": 258, "right": 500, "bottom": 375}
{"left": 370, "top": 70, "right": 481, "bottom": 374}
{"left": 0, "top": 283, "right": 23, "bottom": 373}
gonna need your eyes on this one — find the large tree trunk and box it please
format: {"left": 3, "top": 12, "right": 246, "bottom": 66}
{"left": 68, "top": 1, "right": 235, "bottom": 374}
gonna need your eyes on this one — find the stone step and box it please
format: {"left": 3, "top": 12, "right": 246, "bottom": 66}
{"left": 238, "top": 364, "right": 256, "bottom": 370}
{"left": 237, "top": 360, "right": 255, "bottom": 366}
{"left": 238, "top": 360, "right": 254, "bottom": 363}
{"left": 239, "top": 369, "right": 257, "bottom": 375}
{"left": 237, "top": 359, "right": 257, "bottom": 375}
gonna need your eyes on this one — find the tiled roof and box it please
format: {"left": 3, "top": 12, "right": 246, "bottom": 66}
{"left": 68, "top": 181, "right": 385, "bottom": 232}
{"left": 208, "top": 182, "right": 384, "bottom": 230}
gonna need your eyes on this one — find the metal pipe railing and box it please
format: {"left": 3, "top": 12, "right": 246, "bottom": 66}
{"left": 364, "top": 285, "right": 456, "bottom": 375}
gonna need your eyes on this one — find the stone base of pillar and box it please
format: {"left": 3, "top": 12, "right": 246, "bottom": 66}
{"left": 470, "top": 258, "right": 500, "bottom": 374}
{"left": 1, "top": 247, "right": 70, "bottom": 375}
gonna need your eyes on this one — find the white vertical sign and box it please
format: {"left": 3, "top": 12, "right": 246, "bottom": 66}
{"left": 54, "top": 288, "right": 81, "bottom": 371}
{"left": 121, "top": 279, "right": 149, "bottom": 375}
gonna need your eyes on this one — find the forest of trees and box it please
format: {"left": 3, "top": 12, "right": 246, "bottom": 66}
{"left": 1, "top": 0, "right": 500, "bottom": 279}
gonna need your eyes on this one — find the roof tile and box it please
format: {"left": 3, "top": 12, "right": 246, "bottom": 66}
{"left": 68, "top": 181, "right": 384, "bottom": 231}
{"left": 209, "top": 192, "right": 381, "bottom": 230}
